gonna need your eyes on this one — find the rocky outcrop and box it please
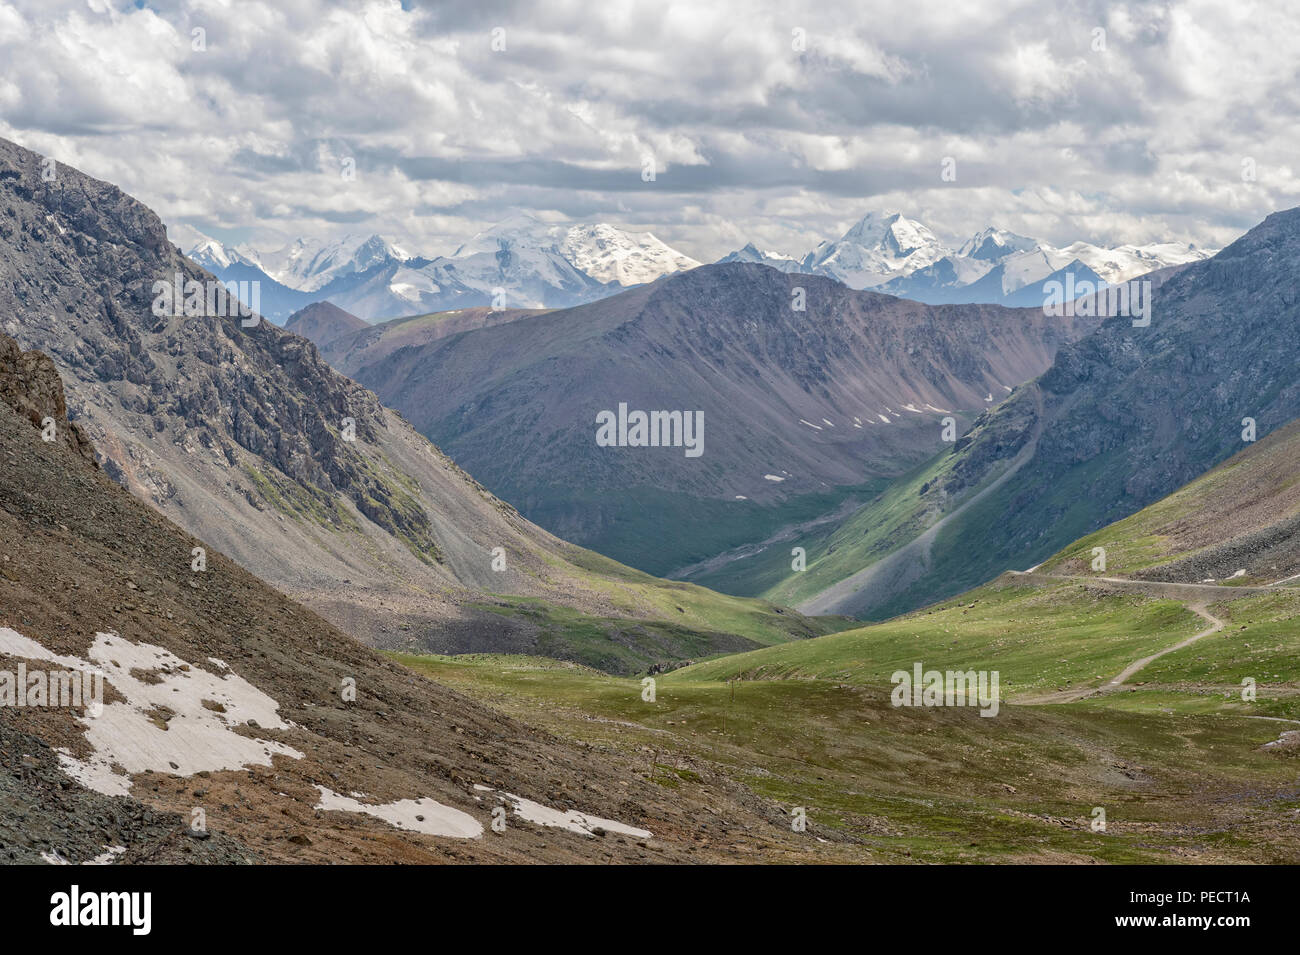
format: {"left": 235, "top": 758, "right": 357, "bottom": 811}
{"left": 0, "top": 331, "right": 96, "bottom": 465}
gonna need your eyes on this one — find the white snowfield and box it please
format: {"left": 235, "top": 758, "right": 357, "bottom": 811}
{"left": 314, "top": 785, "right": 484, "bottom": 839}
{"left": 558, "top": 222, "right": 700, "bottom": 286}
{"left": 475, "top": 785, "right": 653, "bottom": 839}
{"left": 0, "top": 627, "right": 302, "bottom": 796}
{"left": 42, "top": 846, "right": 126, "bottom": 865}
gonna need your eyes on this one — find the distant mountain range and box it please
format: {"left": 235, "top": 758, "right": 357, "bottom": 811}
{"left": 187, "top": 217, "right": 701, "bottom": 322}
{"left": 184, "top": 211, "right": 1213, "bottom": 323}
{"left": 732, "top": 212, "right": 1213, "bottom": 306}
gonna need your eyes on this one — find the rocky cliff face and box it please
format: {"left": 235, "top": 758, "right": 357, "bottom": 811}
{"left": 0, "top": 331, "right": 96, "bottom": 465}
{"left": 0, "top": 138, "right": 436, "bottom": 553}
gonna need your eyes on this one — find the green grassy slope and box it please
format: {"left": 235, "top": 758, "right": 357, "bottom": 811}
{"left": 526, "top": 480, "right": 886, "bottom": 580}
{"left": 385, "top": 430, "right": 1300, "bottom": 861}
{"left": 441, "top": 540, "right": 852, "bottom": 675}
{"left": 670, "top": 580, "right": 1204, "bottom": 697}
{"left": 1040, "top": 418, "right": 1300, "bottom": 583}
{"left": 688, "top": 453, "right": 950, "bottom": 603}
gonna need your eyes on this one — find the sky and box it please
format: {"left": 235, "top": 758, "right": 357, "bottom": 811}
{"left": 1, "top": 0, "right": 1297, "bottom": 261}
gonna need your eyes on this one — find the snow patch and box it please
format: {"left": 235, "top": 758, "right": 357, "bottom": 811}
{"left": 0, "top": 628, "right": 302, "bottom": 796}
{"left": 475, "top": 785, "right": 652, "bottom": 839}
{"left": 41, "top": 846, "right": 125, "bottom": 865}
{"left": 314, "top": 785, "right": 483, "bottom": 838}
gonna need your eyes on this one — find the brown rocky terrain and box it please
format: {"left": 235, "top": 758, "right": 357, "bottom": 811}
{"left": 282, "top": 301, "right": 369, "bottom": 348}
{"left": 311, "top": 305, "right": 551, "bottom": 371}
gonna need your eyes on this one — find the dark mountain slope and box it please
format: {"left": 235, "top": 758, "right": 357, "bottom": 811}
{"left": 344, "top": 263, "right": 1100, "bottom": 575}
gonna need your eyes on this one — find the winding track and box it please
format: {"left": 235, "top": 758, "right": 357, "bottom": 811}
{"left": 1007, "top": 570, "right": 1292, "bottom": 704}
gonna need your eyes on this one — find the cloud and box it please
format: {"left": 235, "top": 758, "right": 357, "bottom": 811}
{"left": 0, "top": 0, "right": 1296, "bottom": 259}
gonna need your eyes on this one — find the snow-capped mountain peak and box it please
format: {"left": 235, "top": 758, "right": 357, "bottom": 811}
{"left": 559, "top": 223, "right": 700, "bottom": 286}
{"left": 178, "top": 228, "right": 260, "bottom": 275}
{"left": 843, "top": 211, "right": 939, "bottom": 255}
{"left": 452, "top": 216, "right": 698, "bottom": 288}
{"left": 1053, "top": 240, "right": 1213, "bottom": 285}
{"left": 716, "top": 243, "right": 803, "bottom": 273}
{"left": 803, "top": 211, "right": 951, "bottom": 288}
{"left": 957, "top": 227, "right": 1041, "bottom": 261}
{"left": 186, "top": 238, "right": 250, "bottom": 272}
{"left": 251, "top": 233, "right": 411, "bottom": 293}
{"left": 179, "top": 210, "right": 1220, "bottom": 324}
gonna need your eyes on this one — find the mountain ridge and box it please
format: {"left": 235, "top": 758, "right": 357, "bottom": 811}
{"left": 188, "top": 216, "right": 700, "bottom": 322}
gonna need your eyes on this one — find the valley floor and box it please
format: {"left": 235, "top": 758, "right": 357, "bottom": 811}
{"left": 392, "top": 572, "right": 1300, "bottom": 864}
